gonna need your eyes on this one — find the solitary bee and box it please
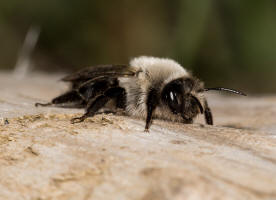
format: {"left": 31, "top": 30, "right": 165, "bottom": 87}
{"left": 36, "top": 56, "right": 245, "bottom": 131}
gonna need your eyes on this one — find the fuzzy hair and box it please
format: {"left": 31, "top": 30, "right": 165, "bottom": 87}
{"left": 119, "top": 56, "right": 194, "bottom": 122}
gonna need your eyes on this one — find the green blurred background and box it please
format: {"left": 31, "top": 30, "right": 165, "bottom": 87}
{"left": 0, "top": 0, "right": 276, "bottom": 93}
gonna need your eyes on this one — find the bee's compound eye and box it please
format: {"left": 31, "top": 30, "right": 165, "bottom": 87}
{"left": 167, "top": 91, "right": 182, "bottom": 113}
{"left": 169, "top": 91, "right": 179, "bottom": 105}
{"left": 162, "top": 79, "right": 184, "bottom": 114}
{"left": 170, "top": 91, "right": 175, "bottom": 101}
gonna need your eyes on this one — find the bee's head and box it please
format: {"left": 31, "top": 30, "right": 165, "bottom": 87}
{"left": 161, "top": 76, "right": 246, "bottom": 125}
{"left": 161, "top": 77, "right": 204, "bottom": 122}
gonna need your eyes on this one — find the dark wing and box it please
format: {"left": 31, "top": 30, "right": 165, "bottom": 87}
{"left": 62, "top": 64, "right": 137, "bottom": 83}
{"left": 36, "top": 65, "right": 136, "bottom": 109}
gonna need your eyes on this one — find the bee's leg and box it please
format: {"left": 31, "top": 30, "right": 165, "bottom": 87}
{"left": 35, "top": 90, "right": 86, "bottom": 108}
{"left": 204, "top": 100, "right": 213, "bottom": 125}
{"left": 145, "top": 89, "right": 159, "bottom": 132}
{"left": 71, "top": 95, "right": 109, "bottom": 123}
{"left": 71, "top": 87, "right": 125, "bottom": 123}
{"left": 35, "top": 102, "right": 53, "bottom": 107}
{"left": 94, "top": 87, "right": 126, "bottom": 115}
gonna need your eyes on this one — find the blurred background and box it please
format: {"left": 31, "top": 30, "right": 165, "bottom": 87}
{"left": 0, "top": 0, "right": 276, "bottom": 93}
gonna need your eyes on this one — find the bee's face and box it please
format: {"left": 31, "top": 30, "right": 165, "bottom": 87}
{"left": 162, "top": 77, "right": 204, "bottom": 121}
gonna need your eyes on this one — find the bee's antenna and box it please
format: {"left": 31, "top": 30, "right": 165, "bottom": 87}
{"left": 204, "top": 87, "right": 247, "bottom": 96}
{"left": 191, "top": 96, "right": 204, "bottom": 114}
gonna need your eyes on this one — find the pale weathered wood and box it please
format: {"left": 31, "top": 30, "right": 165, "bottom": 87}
{"left": 0, "top": 72, "right": 276, "bottom": 200}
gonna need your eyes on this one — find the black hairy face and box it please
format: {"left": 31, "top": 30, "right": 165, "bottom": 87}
{"left": 161, "top": 77, "right": 204, "bottom": 122}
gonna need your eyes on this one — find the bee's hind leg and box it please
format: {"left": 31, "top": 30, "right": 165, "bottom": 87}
{"left": 71, "top": 87, "right": 126, "bottom": 123}
{"left": 35, "top": 90, "right": 86, "bottom": 108}
{"left": 35, "top": 102, "right": 53, "bottom": 107}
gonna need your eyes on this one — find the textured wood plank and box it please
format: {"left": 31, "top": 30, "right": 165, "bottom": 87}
{"left": 0, "top": 72, "right": 276, "bottom": 200}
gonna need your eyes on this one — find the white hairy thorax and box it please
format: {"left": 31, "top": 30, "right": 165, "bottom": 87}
{"left": 119, "top": 56, "right": 190, "bottom": 122}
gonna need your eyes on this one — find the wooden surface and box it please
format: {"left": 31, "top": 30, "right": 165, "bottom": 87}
{"left": 0, "top": 72, "right": 276, "bottom": 200}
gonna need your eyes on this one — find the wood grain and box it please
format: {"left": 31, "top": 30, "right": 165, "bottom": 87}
{"left": 0, "top": 73, "right": 275, "bottom": 200}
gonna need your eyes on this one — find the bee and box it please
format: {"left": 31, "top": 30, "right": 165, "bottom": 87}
{"left": 35, "top": 56, "right": 246, "bottom": 131}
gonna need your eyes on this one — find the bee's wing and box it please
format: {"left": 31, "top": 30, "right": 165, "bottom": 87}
{"left": 62, "top": 65, "right": 137, "bottom": 83}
